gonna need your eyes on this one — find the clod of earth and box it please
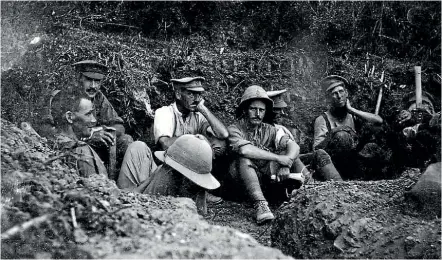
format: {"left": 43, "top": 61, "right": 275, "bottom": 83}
{"left": 271, "top": 175, "right": 441, "bottom": 259}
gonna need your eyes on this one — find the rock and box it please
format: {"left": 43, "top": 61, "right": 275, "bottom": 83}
{"left": 405, "top": 162, "right": 441, "bottom": 216}
{"left": 271, "top": 177, "right": 441, "bottom": 259}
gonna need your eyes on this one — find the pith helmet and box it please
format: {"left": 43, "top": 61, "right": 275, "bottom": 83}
{"left": 320, "top": 75, "right": 349, "bottom": 93}
{"left": 154, "top": 134, "right": 220, "bottom": 190}
{"left": 267, "top": 89, "right": 288, "bottom": 108}
{"left": 403, "top": 91, "right": 435, "bottom": 107}
{"left": 72, "top": 60, "right": 108, "bottom": 80}
{"left": 171, "top": 77, "right": 205, "bottom": 92}
{"left": 236, "top": 85, "right": 274, "bottom": 117}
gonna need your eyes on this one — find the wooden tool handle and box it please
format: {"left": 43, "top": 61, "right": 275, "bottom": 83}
{"left": 414, "top": 66, "right": 422, "bottom": 109}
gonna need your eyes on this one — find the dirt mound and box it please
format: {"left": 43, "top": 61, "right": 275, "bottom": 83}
{"left": 1, "top": 119, "right": 290, "bottom": 259}
{"left": 271, "top": 174, "right": 441, "bottom": 259}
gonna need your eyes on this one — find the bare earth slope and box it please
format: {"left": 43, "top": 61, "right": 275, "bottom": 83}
{"left": 1, "top": 119, "right": 290, "bottom": 259}
{"left": 271, "top": 176, "right": 441, "bottom": 259}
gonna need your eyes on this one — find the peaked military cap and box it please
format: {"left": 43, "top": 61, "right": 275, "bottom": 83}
{"left": 171, "top": 76, "right": 205, "bottom": 92}
{"left": 267, "top": 89, "right": 288, "bottom": 108}
{"left": 320, "top": 75, "right": 349, "bottom": 92}
{"left": 72, "top": 60, "right": 108, "bottom": 80}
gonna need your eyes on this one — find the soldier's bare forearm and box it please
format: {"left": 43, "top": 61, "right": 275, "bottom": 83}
{"left": 348, "top": 107, "right": 383, "bottom": 124}
{"left": 284, "top": 140, "right": 300, "bottom": 160}
{"left": 199, "top": 107, "right": 229, "bottom": 139}
{"left": 238, "top": 144, "right": 280, "bottom": 162}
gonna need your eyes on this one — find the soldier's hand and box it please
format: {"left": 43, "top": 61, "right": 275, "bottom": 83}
{"left": 212, "top": 146, "right": 226, "bottom": 157}
{"left": 89, "top": 129, "right": 115, "bottom": 148}
{"left": 397, "top": 110, "right": 411, "bottom": 125}
{"left": 277, "top": 155, "right": 294, "bottom": 168}
{"left": 195, "top": 99, "right": 207, "bottom": 113}
{"left": 346, "top": 99, "right": 353, "bottom": 110}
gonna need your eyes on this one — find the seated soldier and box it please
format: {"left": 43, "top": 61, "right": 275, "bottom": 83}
{"left": 153, "top": 76, "right": 229, "bottom": 204}
{"left": 51, "top": 88, "right": 155, "bottom": 179}
{"left": 390, "top": 91, "right": 441, "bottom": 167}
{"left": 227, "top": 85, "right": 301, "bottom": 224}
{"left": 119, "top": 134, "right": 220, "bottom": 215}
{"left": 267, "top": 89, "right": 342, "bottom": 182}
{"left": 51, "top": 89, "right": 219, "bottom": 215}
{"left": 313, "top": 75, "right": 383, "bottom": 179}
{"left": 43, "top": 60, "right": 134, "bottom": 181}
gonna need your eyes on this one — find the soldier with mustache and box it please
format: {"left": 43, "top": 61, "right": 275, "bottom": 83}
{"left": 71, "top": 61, "right": 134, "bottom": 176}
{"left": 153, "top": 76, "right": 229, "bottom": 204}
{"left": 226, "top": 85, "right": 301, "bottom": 224}
{"left": 313, "top": 75, "right": 383, "bottom": 179}
{"left": 42, "top": 60, "right": 134, "bottom": 181}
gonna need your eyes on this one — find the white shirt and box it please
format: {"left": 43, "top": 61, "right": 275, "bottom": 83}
{"left": 153, "top": 102, "right": 211, "bottom": 144}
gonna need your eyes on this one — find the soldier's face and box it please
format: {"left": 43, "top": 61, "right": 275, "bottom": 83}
{"left": 177, "top": 89, "right": 203, "bottom": 111}
{"left": 71, "top": 98, "right": 97, "bottom": 138}
{"left": 247, "top": 100, "right": 266, "bottom": 126}
{"left": 273, "top": 107, "right": 286, "bottom": 124}
{"left": 329, "top": 85, "right": 348, "bottom": 108}
{"left": 80, "top": 75, "right": 101, "bottom": 98}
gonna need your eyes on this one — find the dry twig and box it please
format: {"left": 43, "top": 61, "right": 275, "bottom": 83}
{"left": 1, "top": 214, "right": 50, "bottom": 240}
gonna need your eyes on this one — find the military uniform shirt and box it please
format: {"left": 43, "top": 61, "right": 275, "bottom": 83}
{"left": 93, "top": 90, "right": 124, "bottom": 126}
{"left": 153, "top": 102, "right": 211, "bottom": 144}
{"left": 54, "top": 135, "right": 108, "bottom": 178}
{"left": 228, "top": 118, "right": 290, "bottom": 154}
{"left": 313, "top": 110, "right": 356, "bottom": 149}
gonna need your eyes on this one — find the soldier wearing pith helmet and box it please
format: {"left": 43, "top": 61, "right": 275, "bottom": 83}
{"left": 227, "top": 85, "right": 301, "bottom": 224}
{"left": 153, "top": 76, "right": 229, "bottom": 205}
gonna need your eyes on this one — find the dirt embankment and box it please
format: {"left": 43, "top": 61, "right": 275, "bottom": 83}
{"left": 271, "top": 174, "right": 441, "bottom": 259}
{"left": 1, "top": 119, "right": 290, "bottom": 259}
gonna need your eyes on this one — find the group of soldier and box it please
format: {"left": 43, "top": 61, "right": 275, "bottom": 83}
{"left": 42, "top": 60, "right": 440, "bottom": 224}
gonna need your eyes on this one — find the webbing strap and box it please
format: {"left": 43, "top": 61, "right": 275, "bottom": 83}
{"left": 321, "top": 112, "right": 332, "bottom": 132}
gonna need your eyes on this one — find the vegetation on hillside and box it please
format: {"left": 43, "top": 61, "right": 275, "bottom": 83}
{"left": 1, "top": 1, "right": 440, "bottom": 145}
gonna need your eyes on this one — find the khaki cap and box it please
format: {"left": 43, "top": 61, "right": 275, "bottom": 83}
{"left": 72, "top": 60, "right": 108, "bottom": 80}
{"left": 320, "top": 75, "right": 349, "bottom": 92}
{"left": 171, "top": 77, "right": 205, "bottom": 92}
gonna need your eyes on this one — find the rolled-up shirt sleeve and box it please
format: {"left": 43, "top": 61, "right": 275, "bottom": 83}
{"left": 275, "top": 128, "right": 290, "bottom": 151}
{"left": 197, "top": 115, "right": 211, "bottom": 136}
{"left": 227, "top": 125, "right": 251, "bottom": 153}
{"left": 154, "top": 107, "right": 175, "bottom": 144}
{"left": 313, "top": 116, "right": 328, "bottom": 150}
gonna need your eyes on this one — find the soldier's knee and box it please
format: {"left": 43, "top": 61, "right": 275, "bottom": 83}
{"left": 313, "top": 149, "right": 332, "bottom": 168}
{"left": 127, "top": 140, "right": 148, "bottom": 150}
{"left": 333, "top": 130, "right": 352, "bottom": 140}
{"left": 314, "top": 149, "right": 331, "bottom": 160}
{"left": 330, "top": 131, "right": 354, "bottom": 151}
{"left": 119, "top": 134, "right": 134, "bottom": 145}
{"left": 238, "top": 157, "right": 253, "bottom": 166}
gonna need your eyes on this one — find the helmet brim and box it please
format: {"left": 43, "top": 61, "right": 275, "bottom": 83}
{"left": 154, "top": 151, "right": 220, "bottom": 190}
